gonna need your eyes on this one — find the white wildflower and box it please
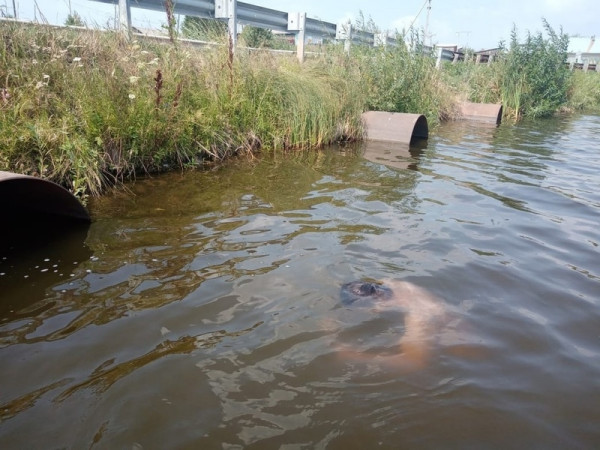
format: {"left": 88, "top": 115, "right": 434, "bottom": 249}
{"left": 128, "top": 93, "right": 136, "bottom": 100}
{"left": 1, "top": 88, "right": 9, "bottom": 104}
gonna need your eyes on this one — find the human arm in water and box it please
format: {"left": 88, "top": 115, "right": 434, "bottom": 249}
{"left": 335, "top": 280, "right": 445, "bottom": 370}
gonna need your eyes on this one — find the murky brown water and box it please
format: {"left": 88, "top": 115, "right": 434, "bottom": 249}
{"left": 1, "top": 115, "right": 599, "bottom": 449}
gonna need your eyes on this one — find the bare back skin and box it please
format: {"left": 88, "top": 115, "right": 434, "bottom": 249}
{"left": 334, "top": 279, "right": 446, "bottom": 371}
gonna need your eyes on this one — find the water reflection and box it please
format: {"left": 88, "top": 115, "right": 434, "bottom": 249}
{"left": 0, "top": 221, "right": 91, "bottom": 320}
{"left": 1, "top": 115, "right": 600, "bottom": 448}
{"left": 360, "top": 139, "right": 427, "bottom": 172}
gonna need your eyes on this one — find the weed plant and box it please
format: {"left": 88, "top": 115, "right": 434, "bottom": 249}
{"left": 443, "top": 19, "right": 571, "bottom": 121}
{"left": 0, "top": 22, "right": 363, "bottom": 199}
{"left": 0, "top": 18, "right": 592, "bottom": 200}
{"left": 353, "top": 32, "right": 456, "bottom": 126}
{"left": 568, "top": 70, "right": 600, "bottom": 112}
{"left": 441, "top": 61, "right": 503, "bottom": 106}
{"left": 500, "top": 20, "right": 570, "bottom": 119}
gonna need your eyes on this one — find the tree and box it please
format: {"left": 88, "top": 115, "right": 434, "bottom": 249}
{"left": 241, "top": 26, "right": 273, "bottom": 48}
{"left": 65, "top": 11, "right": 84, "bottom": 27}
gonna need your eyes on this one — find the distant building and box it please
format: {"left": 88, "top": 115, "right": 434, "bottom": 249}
{"left": 567, "top": 36, "right": 599, "bottom": 70}
{"left": 434, "top": 45, "right": 503, "bottom": 65}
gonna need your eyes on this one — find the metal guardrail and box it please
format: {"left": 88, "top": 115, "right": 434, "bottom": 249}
{"left": 91, "top": 0, "right": 397, "bottom": 61}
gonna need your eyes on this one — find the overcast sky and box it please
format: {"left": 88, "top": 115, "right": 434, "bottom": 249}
{"left": 4, "top": 0, "right": 598, "bottom": 49}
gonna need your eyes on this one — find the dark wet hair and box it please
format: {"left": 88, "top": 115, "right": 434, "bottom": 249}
{"left": 340, "top": 281, "right": 393, "bottom": 306}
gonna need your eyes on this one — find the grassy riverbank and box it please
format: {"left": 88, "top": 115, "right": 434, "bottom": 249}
{"left": 1, "top": 20, "right": 596, "bottom": 200}
{"left": 0, "top": 23, "right": 367, "bottom": 199}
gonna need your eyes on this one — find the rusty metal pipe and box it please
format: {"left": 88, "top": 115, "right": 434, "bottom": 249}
{"left": 361, "top": 111, "right": 429, "bottom": 145}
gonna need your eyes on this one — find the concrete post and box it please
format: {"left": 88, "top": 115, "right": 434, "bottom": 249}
{"left": 118, "top": 0, "right": 131, "bottom": 37}
{"left": 344, "top": 22, "right": 352, "bottom": 55}
{"left": 228, "top": 1, "right": 237, "bottom": 49}
{"left": 288, "top": 12, "right": 306, "bottom": 63}
{"left": 216, "top": 0, "right": 237, "bottom": 49}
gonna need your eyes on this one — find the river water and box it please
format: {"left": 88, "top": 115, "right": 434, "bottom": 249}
{"left": 1, "top": 115, "right": 599, "bottom": 449}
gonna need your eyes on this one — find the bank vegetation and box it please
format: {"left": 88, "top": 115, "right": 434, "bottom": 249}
{"left": 1, "top": 19, "right": 598, "bottom": 200}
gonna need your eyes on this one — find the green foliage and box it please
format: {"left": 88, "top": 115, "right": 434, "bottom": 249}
{"left": 0, "top": 22, "right": 363, "bottom": 199}
{"left": 240, "top": 26, "right": 274, "bottom": 49}
{"left": 568, "top": 70, "right": 600, "bottom": 112}
{"left": 441, "top": 61, "right": 503, "bottom": 105}
{"left": 65, "top": 12, "right": 84, "bottom": 27}
{"left": 1, "top": 18, "right": 587, "bottom": 201}
{"left": 500, "top": 19, "right": 571, "bottom": 119}
{"left": 352, "top": 31, "right": 454, "bottom": 126}
{"left": 441, "top": 19, "right": 572, "bottom": 120}
{"left": 181, "top": 16, "right": 227, "bottom": 41}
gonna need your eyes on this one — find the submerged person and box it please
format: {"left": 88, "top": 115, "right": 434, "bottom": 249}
{"left": 336, "top": 279, "right": 446, "bottom": 370}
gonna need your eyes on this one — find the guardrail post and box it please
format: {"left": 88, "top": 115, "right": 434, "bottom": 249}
{"left": 374, "top": 33, "right": 386, "bottom": 48}
{"left": 118, "top": 0, "right": 131, "bottom": 37}
{"left": 336, "top": 21, "right": 352, "bottom": 55}
{"left": 216, "top": 0, "right": 238, "bottom": 49}
{"left": 288, "top": 12, "right": 306, "bottom": 63}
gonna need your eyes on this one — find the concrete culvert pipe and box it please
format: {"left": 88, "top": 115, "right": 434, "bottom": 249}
{"left": 0, "top": 171, "right": 91, "bottom": 225}
{"left": 459, "top": 102, "right": 503, "bottom": 125}
{"left": 362, "top": 111, "right": 429, "bottom": 145}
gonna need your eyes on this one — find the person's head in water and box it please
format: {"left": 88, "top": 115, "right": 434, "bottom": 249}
{"left": 340, "top": 281, "right": 393, "bottom": 306}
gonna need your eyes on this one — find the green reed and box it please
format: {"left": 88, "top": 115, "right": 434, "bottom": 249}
{"left": 351, "top": 31, "right": 456, "bottom": 126}
{"left": 568, "top": 70, "right": 600, "bottom": 112}
{"left": 1, "top": 19, "right": 588, "bottom": 201}
{"left": 0, "top": 22, "right": 364, "bottom": 200}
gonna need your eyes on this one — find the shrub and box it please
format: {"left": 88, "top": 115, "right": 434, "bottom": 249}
{"left": 500, "top": 19, "right": 571, "bottom": 119}
{"left": 568, "top": 70, "right": 600, "bottom": 112}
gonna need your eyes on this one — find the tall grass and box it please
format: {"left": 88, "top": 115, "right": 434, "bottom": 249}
{"left": 352, "top": 32, "right": 457, "bottom": 126}
{"left": 0, "top": 19, "right": 593, "bottom": 201}
{"left": 0, "top": 22, "right": 364, "bottom": 200}
{"left": 500, "top": 20, "right": 571, "bottom": 119}
{"left": 568, "top": 70, "right": 600, "bottom": 112}
{"left": 441, "top": 61, "right": 503, "bottom": 106}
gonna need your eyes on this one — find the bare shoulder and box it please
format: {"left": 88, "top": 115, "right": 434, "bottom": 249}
{"left": 380, "top": 279, "right": 445, "bottom": 318}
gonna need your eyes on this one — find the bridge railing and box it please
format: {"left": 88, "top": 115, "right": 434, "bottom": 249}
{"left": 91, "top": 0, "right": 397, "bottom": 61}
